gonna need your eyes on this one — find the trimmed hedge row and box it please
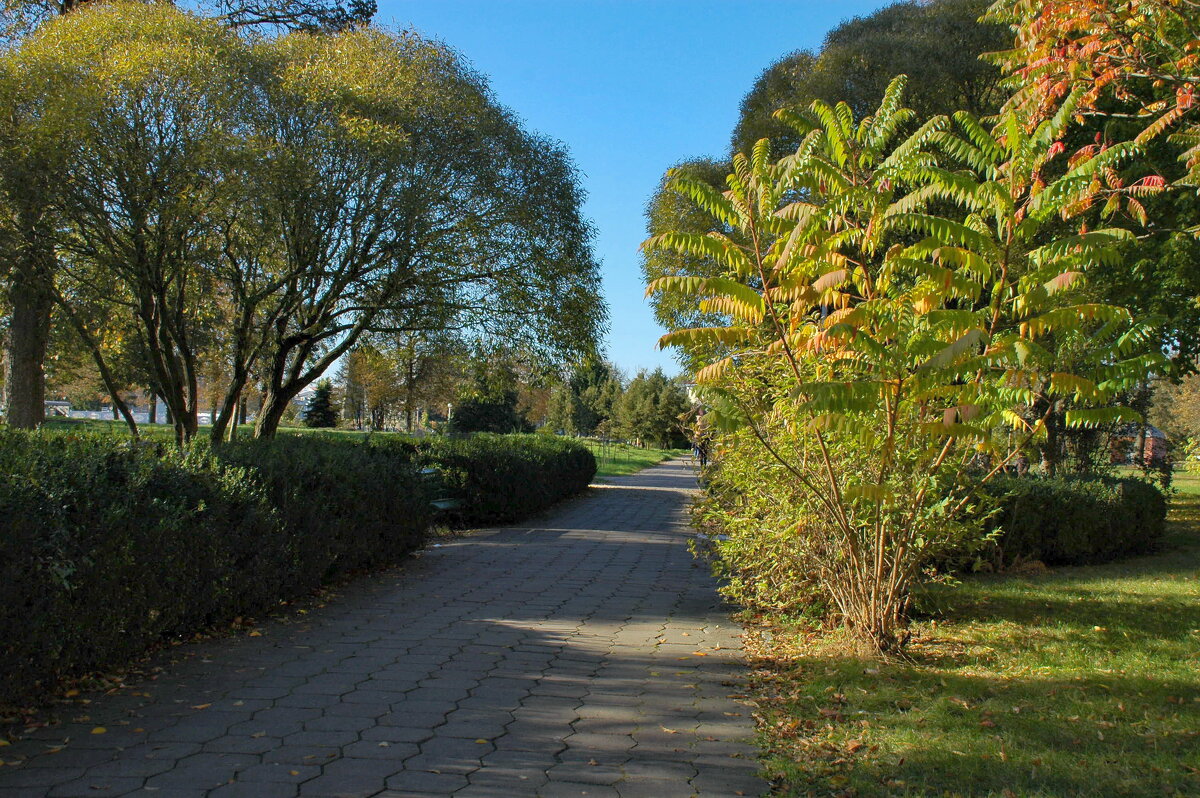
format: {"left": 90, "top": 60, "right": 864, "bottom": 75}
{"left": 0, "top": 430, "right": 595, "bottom": 706}
{"left": 0, "top": 433, "right": 282, "bottom": 705}
{"left": 411, "top": 433, "right": 597, "bottom": 524}
{"left": 984, "top": 475, "right": 1166, "bottom": 567}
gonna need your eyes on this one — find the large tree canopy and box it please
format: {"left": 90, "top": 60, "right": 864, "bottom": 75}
{"left": 732, "top": 0, "right": 1009, "bottom": 154}
{"left": 0, "top": 2, "right": 605, "bottom": 441}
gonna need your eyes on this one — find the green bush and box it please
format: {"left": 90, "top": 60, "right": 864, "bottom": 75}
{"left": 214, "top": 436, "right": 432, "bottom": 588}
{"left": 403, "top": 433, "right": 596, "bottom": 524}
{"left": 0, "top": 432, "right": 279, "bottom": 705}
{"left": 0, "top": 429, "right": 595, "bottom": 707}
{"left": 983, "top": 475, "right": 1167, "bottom": 567}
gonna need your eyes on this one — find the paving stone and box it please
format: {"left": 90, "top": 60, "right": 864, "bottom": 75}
{"left": 384, "top": 770, "right": 470, "bottom": 793}
{"left": 299, "top": 757, "right": 405, "bottom": 795}
{"left": 0, "top": 460, "right": 762, "bottom": 798}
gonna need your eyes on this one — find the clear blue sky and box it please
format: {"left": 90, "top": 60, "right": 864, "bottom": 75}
{"left": 380, "top": 0, "right": 890, "bottom": 378}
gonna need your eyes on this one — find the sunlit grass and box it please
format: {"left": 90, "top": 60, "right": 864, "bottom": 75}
{"left": 749, "top": 491, "right": 1200, "bottom": 797}
{"left": 579, "top": 440, "right": 687, "bottom": 478}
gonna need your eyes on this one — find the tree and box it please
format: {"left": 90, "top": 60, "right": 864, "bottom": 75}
{"left": 0, "top": 0, "right": 378, "bottom": 430}
{"left": 1, "top": 5, "right": 606, "bottom": 443}
{"left": 646, "top": 79, "right": 1159, "bottom": 651}
{"left": 987, "top": 0, "right": 1200, "bottom": 185}
{"left": 732, "top": 0, "right": 1009, "bottom": 155}
{"left": 301, "top": 378, "right": 337, "bottom": 428}
{"left": 449, "top": 355, "right": 533, "bottom": 434}
{"left": 243, "top": 27, "right": 604, "bottom": 439}
{"left": 614, "top": 368, "right": 688, "bottom": 449}
{"left": 1, "top": 3, "right": 243, "bottom": 441}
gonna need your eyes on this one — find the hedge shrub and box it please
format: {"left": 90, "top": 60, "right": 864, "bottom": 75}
{"left": 0, "top": 429, "right": 595, "bottom": 706}
{"left": 403, "top": 433, "right": 596, "bottom": 524}
{"left": 0, "top": 432, "right": 280, "bottom": 705}
{"left": 983, "top": 475, "right": 1167, "bottom": 567}
{"left": 215, "top": 436, "right": 431, "bottom": 588}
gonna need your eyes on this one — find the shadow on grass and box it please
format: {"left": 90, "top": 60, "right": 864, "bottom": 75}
{"left": 761, "top": 652, "right": 1199, "bottom": 796}
{"left": 757, "top": 492, "right": 1200, "bottom": 797}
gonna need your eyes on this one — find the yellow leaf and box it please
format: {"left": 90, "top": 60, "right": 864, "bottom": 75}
{"left": 191, "top": 704, "right": 211, "bottom": 710}
{"left": 248, "top": 630, "right": 262, "bottom": 637}
{"left": 91, "top": 727, "right": 106, "bottom": 735}
{"left": 474, "top": 739, "right": 489, "bottom": 744}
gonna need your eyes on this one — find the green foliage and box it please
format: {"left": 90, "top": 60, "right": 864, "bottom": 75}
{"left": 984, "top": 475, "right": 1166, "bottom": 567}
{"left": 614, "top": 368, "right": 690, "bottom": 449}
{"left": 0, "top": 1, "right": 606, "bottom": 443}
{"left": 302, "top": 379, "right": 338, "bottom": 428}
{"left": 731, "top": 0, "right": 1008, "bottom": 154}
{"left": 751, "top": 489, "right": 1200, "bottom": 796}
{"left": 397, "top": 433, "right": 596, "bottom": 525}
{"left": 0, "top": 431, "right": 279, "bottom": 705}
{"left": 0, "top": 426, "right": 596, "bottom": 705}
{"left": 214, "top": 435, "right": 431, "bottom": 588}
{"left": 646, "top": 79, "right": 1161, "bottom": 651}
{"left": 694, "top": 427, "right": 825, "bottom": 615}
{"left": 449, "top": 391, "right": 533, "bottom": 434}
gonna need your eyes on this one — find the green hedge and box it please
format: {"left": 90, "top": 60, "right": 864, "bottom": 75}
{"left": 407, "top": 433, "right": 596, "bottom": 524}
{"left": 984, "top": 475, "right": 1167, "bottom": 567}
{"left": 215, "top": 436, "right": 431, "bottom": 589}
{"left": 0, "top": 430, "right": 595, "bottom": 706}
{"left": 0, "top": 433, "right": 281, "bottom": 705}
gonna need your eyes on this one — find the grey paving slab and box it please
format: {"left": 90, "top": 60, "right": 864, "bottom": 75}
{"left": 0, "top": 459, "right": 763, "bottom": 797}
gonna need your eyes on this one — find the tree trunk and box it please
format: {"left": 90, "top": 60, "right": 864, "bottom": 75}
{"left": 5, "top": 275, "right": 53, "bottom": 429}
{"left": 254, "top": 388, "right": 301, "bottom": 439}
{"left": 148, "top": 393, "right": 157, "bottom": 425}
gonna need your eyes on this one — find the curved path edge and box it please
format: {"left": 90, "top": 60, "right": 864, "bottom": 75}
{"left": 0, "top": 458, "right": 764, "bottom": 798}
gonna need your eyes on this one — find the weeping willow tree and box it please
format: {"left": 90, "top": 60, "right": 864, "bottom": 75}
{"left": 645, "top": 77, "right": 1161, "bottom": 652}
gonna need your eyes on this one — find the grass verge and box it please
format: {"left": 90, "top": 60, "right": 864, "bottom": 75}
{"left": 580, "top": 440, "right": 687, "bottom": 478}
{"left": 748, "top": 484, "right": 1200, "bottom": 797}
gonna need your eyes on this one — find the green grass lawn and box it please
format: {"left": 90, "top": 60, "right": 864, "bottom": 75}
{"left": 749, "top": 486, "right": 1200, "bottom": 796}
{"left": 580, "top": 440, "right": 687, "bottom": 478}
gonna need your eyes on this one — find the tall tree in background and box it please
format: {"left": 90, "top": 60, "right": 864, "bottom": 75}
{"left": 301, "top": 378, "right": 337, "bottom": 428}
{"left": 614, "top": 368, "right": 688, "bottom": 449}
{"left": 246, "top": 28, "right": 604, "bottom": 439}
{"left": 732, "top": 0, "right": 1009, "bottom": 155}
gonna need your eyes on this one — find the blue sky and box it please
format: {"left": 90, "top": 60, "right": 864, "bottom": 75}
{"left": 380, "top": 0, "right": 890, "bottom": 378}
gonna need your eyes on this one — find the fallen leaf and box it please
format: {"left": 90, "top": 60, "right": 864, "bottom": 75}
{"left": 91, "top": 727, "right": 106, "bottom": 735}
{"left": 248, "top": 631, "right": 262, "bottom": 637}
{"left": 474, "top": 739, "right": 489, "bottom": 745}
{"left": 289, "top": 771, "right": 299, "bottom": 776}
{"left": 191, "top": 704, "right": 211, "bottom": 710}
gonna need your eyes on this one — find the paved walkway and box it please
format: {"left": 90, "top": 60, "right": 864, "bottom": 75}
{"left": 0, "top": 459, "right": 762, "bottom": 798}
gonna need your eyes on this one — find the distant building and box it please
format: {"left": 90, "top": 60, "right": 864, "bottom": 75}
{"left": 1111, "top": 424, "right": 1169, "bottom": 466}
